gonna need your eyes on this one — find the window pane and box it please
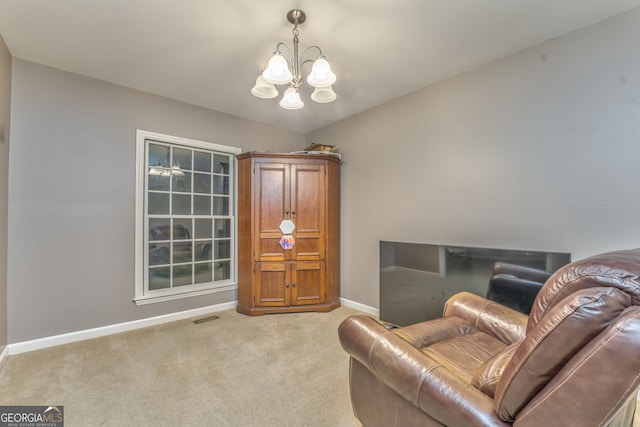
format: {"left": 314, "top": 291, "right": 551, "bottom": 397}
{"left": 214, "top": 261, "right": 231, "bottom": 281}
{"left": 213, "top": 197, "right": 229, "bottom": 215}
{"left": 173, "top": 242, "right": 192, "bottom": 263}
{"left": 173, "top": 219, "right": 192, "bottom": 240}
{"left": 148, "top": 171, "right": 170, "bottom": 191}
{"left": 214, "top": 154, "right": 229, "bottom": 174}
{"left": 215, "top": 219, "right": 231, "bottom": 238}
{"left": 194, "top": 151, "right": 211, "bottom": 172}
{"left": 149, "top": 243, "right": 170, "bottom": 265}
{"left": 172, "top": 194, "right": 191, "bottom": 215}
{"left": 194, "top": 219, "right": 212, "bottom": 239}
{"left": 149, "top": 193, "right": 170, "bottom": 214}
{"left": 173, "top": 265, "right": 193, "bottom": 286}
{"left": 213, "top": 176, "right": 229, "bottom": 195}
{"left": 215, "top": 240, "right": 231, "bottom": 259}
{"left": 149, "top": 219, "right": 171, "bottom": 240}
{"left": 173, "top": 147, "right": 192, "bottom": 170}
{"left": 172, "top": 172, "right": 191, "bottom": 192}
{"left": 149, "top": 144, "right": 169, "bottom": 167}
{"left": 195, "top": 263, "right": 212, "bottom": 284}
{"left": 149, "top": 267, "right": 170, "bottom": 290}
{"left": 195, "top": 241, "right": 212, "bottom": 261}
{"left": 193, "top": 195, "right": 211, "bottom": 215}
{"left": 194, "top": 173, "right": 211, "bottom": 194}
{"left": 142, "top": 135, "right": 237, "bottom": 300}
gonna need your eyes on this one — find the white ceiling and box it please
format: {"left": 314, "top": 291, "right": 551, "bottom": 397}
{"left": 1, "top": 0, "right": 639, "bottom": 134}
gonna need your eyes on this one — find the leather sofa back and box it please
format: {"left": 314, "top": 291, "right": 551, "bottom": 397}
{"left": 494, "top": 287, "right": 631, "bottom": 421}
{"left": 514, "top": 305, "right": 640, "bottom": 426}
{"left": 527, "top": 249, "right": 640, "bottom": 332}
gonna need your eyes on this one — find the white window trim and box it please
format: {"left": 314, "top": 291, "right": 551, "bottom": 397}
{"left": 134, "top": 130, "right": 242, "bottom": 305}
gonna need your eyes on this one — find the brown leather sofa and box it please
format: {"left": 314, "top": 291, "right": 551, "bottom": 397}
{"left": 338, "top": 249, "right": 640, "bottom": 426}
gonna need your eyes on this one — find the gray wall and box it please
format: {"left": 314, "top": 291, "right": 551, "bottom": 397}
{"left": 0, "top": 35, "right": 10, "bottom": 352}
{"left": 308, "top": 8, "right": 640, "bottom": 308}
{"left": 7, "top": 59, "right": 305, "bottom": 343}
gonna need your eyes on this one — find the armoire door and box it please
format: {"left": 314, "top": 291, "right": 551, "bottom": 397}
{"left": 255, "top": 262, "right": 290, "bottom": 307}
{"left": 290, "top": 163, "right": 325, "bottom": 261}
{"left": 291, "top": 261, "right": 325, "bottom": 306}
{"left": 254, "top": 162, "right": 289, "bottom": 261}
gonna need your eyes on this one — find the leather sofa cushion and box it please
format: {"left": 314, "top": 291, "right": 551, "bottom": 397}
{"left": 395, "top": 315, "right": 508, "bottom": 383}
{"left": 494, "top": 287, "right": 631, "bottom": 421}
{"left": 421, "top": 331, "right": 507, "bottom": 383}
{"left": 471, "top": 341, "right": 519, "bottom": 398}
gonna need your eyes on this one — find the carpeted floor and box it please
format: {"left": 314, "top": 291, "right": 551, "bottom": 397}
{"left": 0, "top": 306, "right": 363, "bottom": 427}
{"left": 1, "top": 306, "right": 638, "bottom": 426}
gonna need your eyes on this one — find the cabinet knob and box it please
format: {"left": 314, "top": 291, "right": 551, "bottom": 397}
{"left": 292, "top": 283, "right": 296, "bottom": 287}
{"left": 285, "top": 283, "right": 289, "bottom": 288}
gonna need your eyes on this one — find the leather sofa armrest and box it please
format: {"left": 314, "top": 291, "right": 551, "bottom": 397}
{"left": 338, "top": 315, "right": 510, "bottom": 427}
{"left": 444, "top": 292, "right": 528, "bottom": 344}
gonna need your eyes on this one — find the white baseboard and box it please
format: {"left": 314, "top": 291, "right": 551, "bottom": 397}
{"left": 340, "top": 297, "right": 379, "bottom": 318}
{"left": 8, "top": 301, "right": 237, "bottom": 355}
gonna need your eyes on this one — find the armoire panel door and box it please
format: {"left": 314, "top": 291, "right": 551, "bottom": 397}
{"left": 291, "top": 261, "right": 325, "bottom": 306}
{"left": 255, "top": 162, "right": 289, "bottom": 261}
{"left": 291, "top": 164, "right": 325, "bottom": 261}
{"left": 255, "top": 262, "right": 290, "bottom": 307}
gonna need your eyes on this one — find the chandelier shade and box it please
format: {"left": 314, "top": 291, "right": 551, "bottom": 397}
{"left": 310, "top": 85, "right": 337, "bottom": 103}
{"left": 307, "top": 58, "right": 336, "bottom": 87}
{"left": 251, "top": 75, "right": 279, "bottom": 99}
{"left": 251, "top": 9, "right": 337, "bottom": 110}
{"left": 279, "top": 87, "right": 304, "bottom": 110}
{"left": 262, "top": 54, "right": 293, "bottom": 85}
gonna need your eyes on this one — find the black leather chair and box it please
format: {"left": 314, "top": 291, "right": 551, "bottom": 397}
{"left": 486, "top": 262, "right": 552, "bottom": 314}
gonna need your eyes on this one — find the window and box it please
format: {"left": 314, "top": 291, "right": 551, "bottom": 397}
{"left": 135, "top": 130, "right": 241, "bottom": 305}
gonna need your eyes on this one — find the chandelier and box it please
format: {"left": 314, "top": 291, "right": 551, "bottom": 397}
{"left": 251, "top": 9, "right": 337, "bottom": 110}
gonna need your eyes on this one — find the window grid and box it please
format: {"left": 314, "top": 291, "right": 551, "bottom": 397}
{"left": 136, "top": 131, "right": 240, "bottom": 304}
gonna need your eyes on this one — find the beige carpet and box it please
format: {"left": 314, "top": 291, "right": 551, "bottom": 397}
{"left": 0, "top": 307, "right": 363, "bottom": 427}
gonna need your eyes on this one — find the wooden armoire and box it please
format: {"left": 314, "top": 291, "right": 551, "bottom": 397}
{"left": 236, "top": 152, "right": 340, "bottom": 315}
